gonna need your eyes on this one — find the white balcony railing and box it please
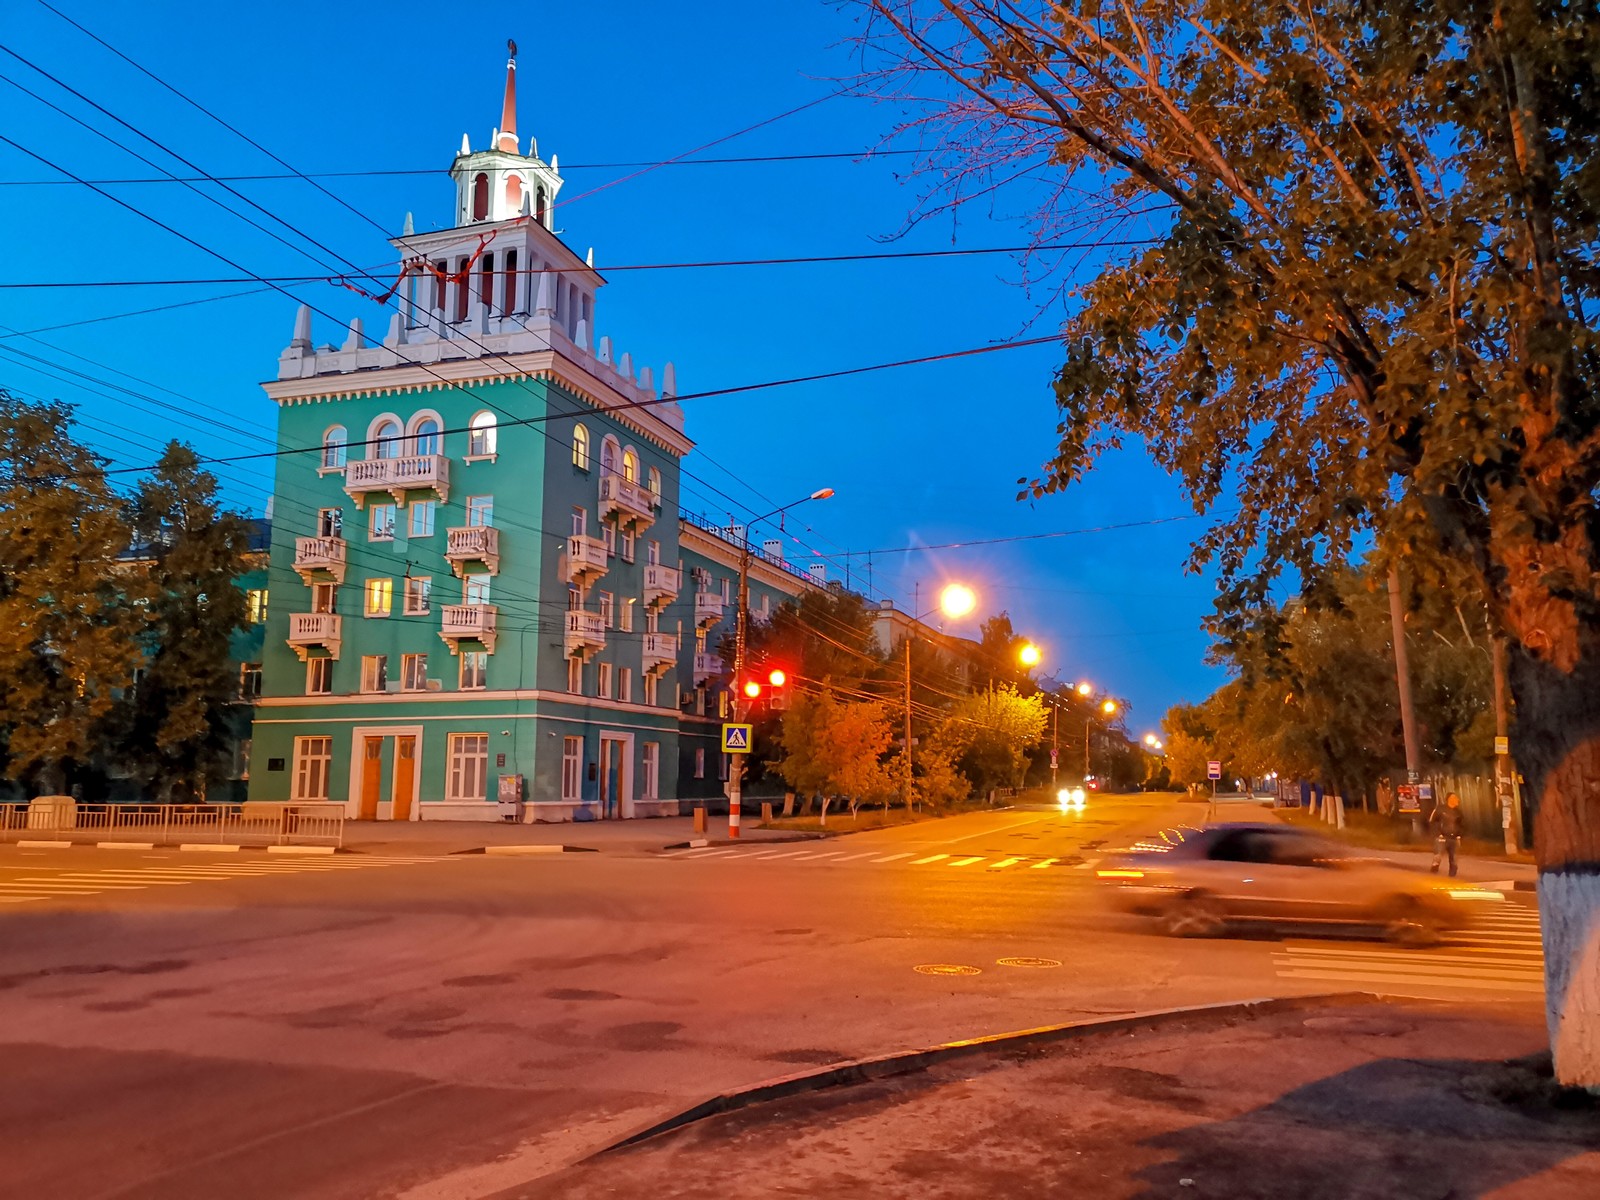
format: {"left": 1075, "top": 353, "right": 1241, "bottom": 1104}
{"left": 643, "top": 563, "right": 680, "bottom": 610}
{"left": 643, "top": 631, "right": 678, "bottom": 674}
{"left": 694, "top": 591, "right": 726, "bottom": 627}
{"left": 693, "top": 652, "right": 724, "bottom": 685}
{"left": 293, "top": 535, "right": 347, "bottom": 584}
{"left": 439, "top": 603, "right": 498, "bottom": 654}
{"left": 445, "top": 525, "right": 500, "bottom": 577}
{"left": 598, "top": 473, "right": 654, "bottom": 528}
{"left": 561, "top": 533, "right": 608, "bottom": 585}
{"left": 287, "top": 612, "right": 342, "bottom": 661}
{"left": 565, "top": 609, "right": 606, "bottom": 659}
{"left": 344, "top": 454, "right": 450, "bottom": 506}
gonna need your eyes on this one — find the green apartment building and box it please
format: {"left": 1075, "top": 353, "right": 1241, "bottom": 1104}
{"left": 248, "top": 51, "right": 828, "bottom": 822}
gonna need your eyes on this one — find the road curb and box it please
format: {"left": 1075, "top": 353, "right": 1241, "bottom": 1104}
{"left": 179, "top": 843, "right": 242, "bottom": 852}
{"left": 15, "top": 839, "right": 72, "bottom": 849}
{"left": 467, "top": 844, "right": 599, "bottom": 856}
{"left": 594, "top": 992, "right": 1387, "bottom": 1157}
{"left": 267, "top": 844, "right": 336, "bottom": 856}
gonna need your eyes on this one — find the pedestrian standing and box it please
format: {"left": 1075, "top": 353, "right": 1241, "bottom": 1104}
{"left": 1429, "top": 792, "right": 1466, "bottom": 877}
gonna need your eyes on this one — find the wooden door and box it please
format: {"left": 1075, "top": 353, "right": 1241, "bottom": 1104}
{"left": 393, "top": 737, "right": 417, "bottom": 821}
{"left": 359, "top": 736, "right": 382, "bottom": 820}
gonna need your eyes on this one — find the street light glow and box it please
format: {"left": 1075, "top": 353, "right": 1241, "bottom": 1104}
{"left": 1019, "top": 642, "right": 1042, "bottom": 667}
{"left": 1144, "top": 733, "right": 1159, "bottom": 746}
{"left": 1102, "top": 699, "right": 1118, "bottom": 715}
{"left": 938, "top": 583, "right": 977, "bottom": 618}
{"left": 1076, "top": 681, "right": 1093, "bottom": 697}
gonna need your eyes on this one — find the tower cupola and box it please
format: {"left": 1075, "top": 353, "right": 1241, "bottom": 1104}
{"left": 450, "top": 39, "right": 562, "bottom": 229}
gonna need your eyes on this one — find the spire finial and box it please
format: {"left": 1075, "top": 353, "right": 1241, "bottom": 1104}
{"left": 497, "top": 39, "right": 519, "bottom": 154}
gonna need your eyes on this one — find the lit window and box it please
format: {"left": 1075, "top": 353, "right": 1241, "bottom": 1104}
{"left": 572, "top": 423, "right": 590, "bottom": 470}
{"left": 245, "top": 588, "right": 269, "bottom": 624}
{"left": 402, "top": 653, "right": 429, "bottom": 692}
{"left": 567, "top": 656, "right": 582, "bottom": 694}
{"left": 412, "top": 416, "right": 442, "bottom": 457}
{"left": 467, "top": 495, "right": 494, "bottom": 528}
{"left": 469, "top": 412, "right": 498, "bottom": 457}
{"left": 622, "top": 449, "right": 639, "bottom": 483}
{"left": 364, "top": 578, "right": 393, "bottom": 617}
{"left": 620, "top": 598, "right": 634, "bottom": 632}
{"left": 361, "top": 655, "right": 388, "bottom": 692}
{"left": 370, "top": 504, "right": 396, "bottom": 541}
{"left": 561, "top": 736, "right": 583, "bottom": 800}
{"left": 322, "top": 427, "right": 348, "bottom": 469}
{"left": 372, "top": 419, "right": 402, "bottom": 459}
{"left": 403, "top": 576, "right": 431, "bottom": 615}
{"left": 460, "top": 651, "right": 488, "bottom": 690}
{"left": 293, "top": 736, "right": 333, "bottom": 800}
{"left": 408, "top": 501, "right": 436, "bottom": 538}
{"left": 694, "top": 747, "right": 705, "bottom": 779}
{"left": 448, "top": 733, "right": 489, "bottom": 801}
{"left": 238, "top": 663, "right": 262, "bottom": 699}
{"left": 641, "top": 742, "right": 659, "bottom": 800}
{"left": 597, "top": 662, "right": 613, "bottom": 698}
{"left": 306, "top": 658, "right": 334, "bottom": 695}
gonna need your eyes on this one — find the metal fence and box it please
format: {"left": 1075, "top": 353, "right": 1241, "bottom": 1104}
{"left": 0, "top": 801, "right": 345, "bottom": 848}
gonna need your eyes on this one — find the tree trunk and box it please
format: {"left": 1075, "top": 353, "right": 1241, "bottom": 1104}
{"left": 1507, "top": 644, "right": 1600, "bottom": 1089}
{"left": 782, "top": 791, "right": 795, "bottom": 818}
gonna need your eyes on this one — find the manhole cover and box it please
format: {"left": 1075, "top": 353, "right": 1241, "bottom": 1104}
{"left": 914, "top": 963, "right": 982, "bottom": 977}
{"left": 996, "top": 956, "right": 1062, "bottom": 969}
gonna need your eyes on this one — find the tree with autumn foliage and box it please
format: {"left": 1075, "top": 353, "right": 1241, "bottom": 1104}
{"left": 773, "top": 690, "right": 898, "bottom": 817}
{"left": 856, "top": 0, "right": 1600, "bottom": 1083}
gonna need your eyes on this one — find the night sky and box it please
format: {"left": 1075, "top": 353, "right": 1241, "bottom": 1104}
{"left": 0, "top": 1, "right": 1229, "bottom": 730}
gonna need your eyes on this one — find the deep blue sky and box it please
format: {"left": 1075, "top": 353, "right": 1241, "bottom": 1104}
{"left": 0, "top": 0, "right": 1227, "bottom": 728}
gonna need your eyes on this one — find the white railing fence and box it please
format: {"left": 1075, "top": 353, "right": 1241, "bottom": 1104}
{"left": 0, "top": 801, "right": 345, "bottom": 847}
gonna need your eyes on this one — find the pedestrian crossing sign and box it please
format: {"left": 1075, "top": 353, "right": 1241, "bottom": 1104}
{"left": 721, "top": 723, "right": 753, "bottom": 753}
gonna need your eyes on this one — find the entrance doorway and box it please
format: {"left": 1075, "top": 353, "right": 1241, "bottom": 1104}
{"left": 598, "top": 733, "right": 631, "bottom": 820}
{"left": 393, "top": 736, "right": 417, "bottom": 821}
{"left": 359, "top": 736, "right": 382, "bottom": 820}
{"left": 348, "top": 726, "right": 424, "bottom": 820}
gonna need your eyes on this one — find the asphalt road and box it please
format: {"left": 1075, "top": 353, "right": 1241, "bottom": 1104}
{"left": 0, "top": 794, "right": 1543, "bottom": 1200}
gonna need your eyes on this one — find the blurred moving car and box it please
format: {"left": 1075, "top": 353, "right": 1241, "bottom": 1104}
{"left": 1095, "top": 823, "right": 1502, "bottom": 944}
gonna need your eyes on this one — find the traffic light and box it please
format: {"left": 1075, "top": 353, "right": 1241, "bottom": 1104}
{"left": 767, "top": 667, "right": 789, "bottom": 710}
{"left": 742, "top": 679, "right": 763, "bottom": 700}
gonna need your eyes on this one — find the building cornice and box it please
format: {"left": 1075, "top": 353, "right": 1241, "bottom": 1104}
{"left": 677, "top": 521, "right": 828, "bottom": 598}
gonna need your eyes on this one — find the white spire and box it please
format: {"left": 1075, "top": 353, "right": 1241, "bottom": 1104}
{"left": 460, "top": 133, "right": 470, "bottom": 155}
{"left": 290, "top": 304, "right": 312, "bottom": 350}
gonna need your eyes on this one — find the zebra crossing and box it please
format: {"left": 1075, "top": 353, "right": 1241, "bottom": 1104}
{"left": 667, "top": 845, "right": 1083, "bottom": 872}
{"left": 0, "top": 854, "right": 452, "bottom": 906}
{"left": 1273, "top": 901, "right": 1544, "bottom": 996}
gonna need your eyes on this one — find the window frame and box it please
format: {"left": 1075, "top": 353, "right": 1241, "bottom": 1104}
{"left": 360, "top": 654, "right": 389, "bottom": 693}
{"left": 306, "top": 657, "right": 334, "bottom": 696}
{"left": 408, "top": 501, "right": 436, "bottom": 539}
{"left": 238, "top": 662, "right": 262, "bottom": 699}
{"left": 617, "top": 667, "right": 632, "bottom": 704}
{"left": 467, "top": 495, "right": 494, "bottom": 528}
{"left": 364, "top": 578, "right": 393, "bottom": 618}
{"left": 245, "top": 588, "right": 269, "bottom": 624}
{"left": 403, "top": 575, "right": 432, "bottom": 615}
{"left": 460, "top": 650, "right": 488, "bottom": 690}
{"left": 321, "top": 427, "right": 348, "bottom": 471}
{"left": 641, "top": 742, "right": 659, "bottom": 800}
{"left": 572, "top": 423, "right": 591, "bottom": 470}
{"left": 292, "top": 736, "right": 334, "bottom": 800}
{"left": 447, "top": 733, "right": 490, "bottom": 802}
{"left": 468, "top": 411, "right": 499, "bottom": 459}
{"left": 597, "top": 661, "right": 613, "bottom": 699}
{"left": 561, "top": 736, "right": 583, "bottom": 801}
{"left": 369, "top": 503, "right": 397, "bottom": 542}
{"left": 567, "top": 656, "right": 583, "bottom": 694}
{"left": 401, "top": 652, "right": 429, "bottom": 692}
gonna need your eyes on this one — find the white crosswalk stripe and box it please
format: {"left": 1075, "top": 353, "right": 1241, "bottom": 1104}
{"left": 1273, "top": 906, "right": 1545, "bottom": 996}
{"left": 670, "top": 848, "right": 1077, "bottom": 872}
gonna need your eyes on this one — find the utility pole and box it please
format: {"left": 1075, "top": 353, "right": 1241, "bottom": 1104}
{"left": 903, "top": 635, "right": 914, "bottom": 809}
{"left": 1050, "top": 701, "right": 1059, "bottom": 792}
{"left": 1492, "top": 637, "right": 1520, "bottom": 853}
{"left": 1387, "top": 568, "right": 1424, "bottom": 834}
{"left": 1083, "top": 713, "right": 1092, "bottom": 783}
{"left": 727, "top": 540, "right": 751, "bottom": 839}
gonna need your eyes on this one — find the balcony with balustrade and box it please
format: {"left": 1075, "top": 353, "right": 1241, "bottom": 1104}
{"left": 643, "top": 563, "right": 680, "bottom": 611}
{"left": 292, "top": 535, "right": 347, "bottom": 585}
{"left": 565, "top": 609, "right": 605, "bottom": 659}
{"left": 445, "top": 525, "right": 500, "bottom": 578}
{"left": 693, "top": 652, "right": 724, "bottom": 685}
{"left": 287, "top": 612, "right": 342, "bottom": 662}
{"left": 561, "top": 534, "right": 608, "bottom": 587}
{"left": 439, "top": 603, "right": 498, "bottom": 655}
{"left": 694, "top": 591, "right": 726, "bottom": 628}
{"left": 598, "top": 473, "right": 654, "bottom": 530}
{"left": 344, "top": 454, "right": 450, "bottom": 507}
{"left": 642, "top": 632, "right": 678, "bottom": 676}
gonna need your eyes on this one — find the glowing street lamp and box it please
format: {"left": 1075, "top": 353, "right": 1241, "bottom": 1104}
{"left": 939, "top": 583, "right": 976, "bottom": 619}
{"left": 1076, "top": 681, "right": 1093, "bottom": 697}
{"left": 1019, "top": 642, "right": 1042, "bottom": 668}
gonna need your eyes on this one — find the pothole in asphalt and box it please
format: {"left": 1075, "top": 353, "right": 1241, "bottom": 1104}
{"left": 996, "top": 956, "right": 1063, "bottom": 969}
{"left": 914, "top": 964, "right": 983, "bottom": 977}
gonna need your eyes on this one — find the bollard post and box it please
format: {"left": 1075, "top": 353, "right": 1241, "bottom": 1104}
{"left": 760, "top": 802, "right": 773, "bottom": 826}
{"left": 693, "top": 805, "right": 707, "bottom": 835}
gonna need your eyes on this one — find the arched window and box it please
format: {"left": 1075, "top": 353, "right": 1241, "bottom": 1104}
{"left": 413, "top": 417, "right": 442, "bottom": 457}
{"left": 505, "top": 174, "right": 523, "bottom": 212}
{"left": 535, "top": 186, "right": 547, "bottom": 225}
{"left": 372, "top": 418, "right": 402, "bottom": 459}
{"left": 322, "top": 426, "right": 348, "bottom": 469}
{"left": 470, "top": 411, "right": 498, "bottom": 457}
{"left": 472, "top": 172, "right": 489, "bottom": 221}
{"left": 600, "top": 436, "right": 620, "bottom": 477}
{"left": 622, "top": 449, "right": 639, "bottom": 484}
{"left": 571, "top": 423, "right": 591, "bottom": 470}
{"left": 647, "top": 466, "right": 662, "bottom": 505}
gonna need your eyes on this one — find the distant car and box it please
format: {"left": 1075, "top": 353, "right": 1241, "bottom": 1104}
{"left": 1095, "top": 823, "right": 1502, "bottom": 945}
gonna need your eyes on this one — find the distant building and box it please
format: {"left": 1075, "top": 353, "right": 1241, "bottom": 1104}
{"left": 247, "top": 51, "right": 829, "bottom": 821}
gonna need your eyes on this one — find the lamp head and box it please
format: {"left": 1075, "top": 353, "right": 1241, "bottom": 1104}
{"left": 938, "top": 583, "right": 976, "bottom": 619}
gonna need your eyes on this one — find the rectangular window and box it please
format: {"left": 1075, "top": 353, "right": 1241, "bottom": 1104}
{"left": 694, "top": 747, "right": 706, "bottom": 779}
{"left": 312, "top": 582, "right": 338, "bottom": 614}
{"left": 721, "top": 577, "right": 731, "bottom": 602}
{"left": 571, "top": 506, "right": 587, "bottom": 537}
{"left": 719, "top": 691, "right": 729, "bottom": 719}
{"left": 599, "top": 591, "right": 614, "bottom": 628}
{"left": 447, "top": 733, "right": 489, "bottom": 802}
{"left": 643, "top": 673, "right": 658, "bottom": 707}
{"left": 246, "top": 589, "right": 269, "bottom": 624}
{"left": 561, "top": 736, "right": 583, "bottom": 801}
{"left": 647, "top": 540, "right": 661, "bottom": 566}
{"left": 467, "top": 495, "right": 494, "bottom": 528}
{"left": 233, "top": 738, "right": 252, "bottom": 781}
{"left": 641, "top": 742, "right": 659, "bottom": 800}
{"left": 620, "top": 529, "right": 635, "bottom": 563}
{"left": 645, "top": 609, "right": 660, "bottom": 633}
{"left": 597, "top": 662, "right": 613, "bottom": 699}
{"left": 403, "top": 576, "right": 432, "bottom": 615}
{"left": 695, "top": 688, "right": 706, "bottom": 716}
{"left": 402, "top": 653, "right": 428, "bottom": 692}
{"left": 464, "top": 574, "right": 491, "bottom": 606}
{"left": 620, "top": 598, "right": 634, "bottom": 633}
{"left": 307, "top": 657, "right": 334, "bottom": 695}
{"left": 361, "top": 655, "right": 388, "bottom": 693}
{"left": 760, "top": 595, "right": 770, "bottom": 618}
{"left": 370, "top": 503, "right": 397, "bottom": 541}
{"left": 364, "top": 578, "right": 393, "bottom": 617}
{"left": 567, "top": 656, "right": 582, "bottom": 694}
{"left": 408, "top": 501, "right": 436, "bottom": 538}
{"left": 293, "top": 736, "right": 333, "bottom": 800}
{"left": 617, "top": 667, "right": 632, "bottom": 704}
{"left": 460, "top": 650, "right": 488, "bottom": 690}
{"left": 695, "top": 630, "right": 707, "bottom": 654}
{"left": 567, "top": 584, "right": 582, "bottom": 611}
{"left": 238, "top": 662, "right": 262, "bottom": 699}
{"left": 318, "top": 507, "right": 343, "bottom": 538}
{"left": 603, "top": 525, "right": 616, "bottom": 557}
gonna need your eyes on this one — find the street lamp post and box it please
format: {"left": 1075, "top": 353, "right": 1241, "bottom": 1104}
{"left": 902, "top": 583, "right": 976, "bottom": 809}
{"left": 1075, "top": 681, "right": 1116, "bottom": 784}
{"left": 727, "top": 487, "right": 833, "bottom": 838}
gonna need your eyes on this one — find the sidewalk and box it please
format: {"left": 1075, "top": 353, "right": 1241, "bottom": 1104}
{"left": 526, "top": 999, "right": 1597, "bottom": 1200}
{"left": 341, "top": 813, "right": 817, "bottom": 857}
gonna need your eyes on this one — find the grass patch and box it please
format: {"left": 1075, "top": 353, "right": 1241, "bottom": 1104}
{"left": 1279, "top": 805, "right": 1531, "bottom": 862}
{"left": 760, "top": 790, "right": 1053, "bottom": 835}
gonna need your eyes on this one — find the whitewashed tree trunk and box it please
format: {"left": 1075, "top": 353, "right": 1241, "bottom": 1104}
{"left": 1539, "top": 872, "right": 1600, "bottom": 1089}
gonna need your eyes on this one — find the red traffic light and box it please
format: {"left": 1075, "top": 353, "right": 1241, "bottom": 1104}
{"left": 767, "top": 669, "right": 787, "bottom": 688}
{"left": 742, "top": 680, "right": 762, "bottom": 699}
